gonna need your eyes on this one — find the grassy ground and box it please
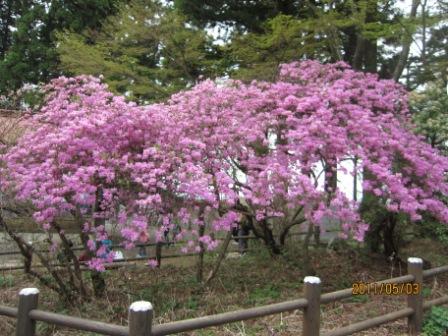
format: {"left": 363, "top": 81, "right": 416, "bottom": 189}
{"left": 0, "top": 238, "right": 447, "bottom": 336}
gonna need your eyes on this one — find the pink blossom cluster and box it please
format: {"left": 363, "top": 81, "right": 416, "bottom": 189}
{"left": 2, "top": 61, "right": 448, "bottom": 271}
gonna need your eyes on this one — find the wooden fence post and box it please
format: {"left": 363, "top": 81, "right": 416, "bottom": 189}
{"left": 303, "top": 276, "right": 321, "bottom": 336}
{"left": 407, "top": 257, "right": 423, "bottom": 335}
{"left": 16, "top": 288, "right": 39, "bottom": 336}
{"left": 129, "top": 301, "right": 153, "bottom": 336}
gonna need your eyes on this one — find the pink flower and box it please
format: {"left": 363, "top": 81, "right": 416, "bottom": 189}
{"left": 87, "top": 258, "right": 106, "bottom": 272}
{"left": 148, "top": 259, "right": 158, "bottom": 268}
{"left": 2, "top": 61, "right": 447, "bottom": 258}
{"left": 87, "top": 239, "right": 96, "bottom": 251}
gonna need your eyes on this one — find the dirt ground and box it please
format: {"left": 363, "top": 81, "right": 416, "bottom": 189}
{"left": 0, "top": 238, "right": 447, "bottom": 336}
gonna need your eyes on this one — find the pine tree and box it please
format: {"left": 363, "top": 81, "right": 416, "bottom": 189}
{"left": 57, "top": 0, "right": 225, "bottom": 102}
{"left": 0, "top": 0, "right": 121, "bottom": 94}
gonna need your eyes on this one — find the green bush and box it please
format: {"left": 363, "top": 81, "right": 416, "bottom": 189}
{"left": 418, "top": 214, "right": 448, "bottom": 247}
{"left": 422, "top": 306, "right": 448, "bottom": 336}
{"left": 360, "top": 192, "right": 409, "bottom": 256}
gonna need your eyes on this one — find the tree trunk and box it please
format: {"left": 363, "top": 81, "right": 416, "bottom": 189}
{"left": 260, "top": 219, "right": 281, "bottom": 255}
{"left": 194, "top": 206, "right": 206, "bottom": 282}
{"left": 352, "top": 34, "right": 365, "bottom": 70}
{"left": 303, "top": 222, "right": 315, "bottom": 275}
{"left": 89, "top": 271, "right": 105, "bottom": 297}
{"left": 342, "top": 26, "right": 359, "bottom": 66}
{"left": 204, "top": 231, "right": 232, "bottom": 286}
{"left": 383, "top": 213, "right": 397, "bottom": 259}
{"left": 279, "top": 219, "right": 305, "bottom": 246}
{"left": 392, "top": 0, "right": 420, "bottom": 81}
{"left": 363, "top": 0, "right": 378, "bottom": 75}
{"left": 353, "top": 157, "right": 358, "bottom": 202}
{"left": 155, "top": 242, "right": 163, "bottom": 268}
{"left": 0, "top": 0, "right": 13, "bottom": 59}
{"left": 279, "top": 226, "right": 290, "bottom": 247}
{"left": 90, "top": 186, "right": 106, "bottom": 298}
{"left": 321, "top": 158, "right": 337, "bottom": 245}
{"left": 196, "top": 224, "right": 205, "bottom": 283}
{"left": 54, "top": 222, "right": 87, "bottom": 297}
{"left": 350, "top": 0, "right": 378, "bottom": 74}
{"left": 421, "top": 0, "right": 427, "bottom": 65}
{"left": 238, "top": 226, "right": 249, "bottom": 254}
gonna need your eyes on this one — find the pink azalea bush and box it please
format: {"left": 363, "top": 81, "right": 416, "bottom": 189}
{"left": 2, "top": 61, "right": 448, "bottom": 271}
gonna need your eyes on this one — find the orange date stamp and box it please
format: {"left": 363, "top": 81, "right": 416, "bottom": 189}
{"left": 352, "top": 282, "right": 421, "bottom": 295}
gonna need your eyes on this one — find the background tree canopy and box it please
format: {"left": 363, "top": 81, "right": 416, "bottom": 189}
{"left": 173, "top": 0, "right": 447, "bottom": 83}
{"left": 56, "top": 0, "right": 226, "bottom": 102}
{"left": 0, "top": 0, "right": 120, "bottom": 95}
{"left": 1, "top": 0, "right": 446, "bottom": 101}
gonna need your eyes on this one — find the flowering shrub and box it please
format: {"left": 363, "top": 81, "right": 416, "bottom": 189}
{"left": 2, "top": 61, "right": 448, "bottom": 272}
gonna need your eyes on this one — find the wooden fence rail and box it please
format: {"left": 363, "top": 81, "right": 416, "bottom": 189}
{"left": 0, "top": 234, "right": 256, "bottom": 257}
{"left": 0, "top": 230, "right": 337, "bottom": 257}
{"left": 1, "top": 257, "right": 447, "bottom": 336}
{"left": 0, "top": 231, "right": 338, "bottom": 271}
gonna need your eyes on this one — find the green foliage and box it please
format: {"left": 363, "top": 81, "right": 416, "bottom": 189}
{"left": 229, "top": 14, "right": 330, "bottom": 81}
{"left": 56, "top": 0, "right": 225, "bottom": 103}
{"left": 177, "top": 0, "right": 407, "bottom": 78}
{"left": 0, "top": 274, "right": 14, "bottom": 288}
{"left": 0, "top": 0, "right": 17, "bottom": 59}
{"left": 410, "top": 83, "right": 448, "bottom": 247}
{"left": 185, "top": 296, "right": 199, "bottom": 311}
{"left": 46, "top": 0, "right": 122, "bottom": 33}
{"left": 360, "top": 192, "right": 409, "bottom": 256}
{"left": 422, "top": 287, "right": 432, "bottom": 298}
{"left": 248, "top": 284, "right": 280, "bottom": 304}
{"left": 173, "top": 0, "right": 304, "bottom": 33}
{"left": 411, "top": 83, "right": 448, "bottom": 154}
{"left": 415, "top": 212, "right": 448, "bottom": 248}
{"left": 0, "top": 2, "right": 53, "bottom": 92}
{"left": 422, "top": 306, "right": 448, "bottom": 336}
{"left": 177, "top": 0, "right": 446, "bottom": 83}
{"left": 0, "top": 83, "right": 44, "bottom": 109}
{"left": 227, "top": 0, "right": 411, "bottom": 81}
{"left": 0, "top": 0, "right": 120, "bottom": 94}
{"left": 408, "top": 24, "right": 448, "bottom": 89}
{"left": 1, "top": 0, "right": 446, "bottom": 96}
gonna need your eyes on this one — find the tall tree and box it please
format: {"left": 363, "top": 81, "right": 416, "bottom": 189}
{"left": 408, "top": 23, "right": 448, "bottom": 89}
{"left": 56, "top": 0, "right": 225, "bottom": 102}
{"left": 0, "top": 0, "right": 121, "bottom": 95}
{"left": 176, "top": 0, "right": 443, "bottom": 83}
{"left": 411, "top": 82, "right": 448, "bottom": 153}
{"left": 0, "top": 0, "right": 15, "bottom": 59}
{"left": 392, "top": 0, "right": 421, "bottom": 81}
{"left": 173, "top": 0, "right": 306, "bottom": 33}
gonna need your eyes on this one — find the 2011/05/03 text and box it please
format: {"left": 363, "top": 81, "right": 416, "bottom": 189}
{"left": 352, "top": 282, "right": 421, "bottom": 295}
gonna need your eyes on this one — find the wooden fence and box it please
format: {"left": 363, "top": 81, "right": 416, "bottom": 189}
{"left": 1, "top": 257, "right": 448, "bottom": 335}
{"left": 0, "top": 231, "right": 336, "bottom": 271}
{"left": 0, "top": 231, "right": 328, "bottom": 257}
{"left": 0, "top": 235, "right": 250, "bottom": 271}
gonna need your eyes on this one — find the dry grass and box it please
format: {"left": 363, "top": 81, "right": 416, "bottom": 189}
{"left": 0, "top": 238, "right": 447, "bottom": 336}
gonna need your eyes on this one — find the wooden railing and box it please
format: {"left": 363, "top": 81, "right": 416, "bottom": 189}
{"left": 0, "top": 231, "right": 340, "bottom": 271}
{"left": 1, "top": 257, "right": 447, "bottom": 336}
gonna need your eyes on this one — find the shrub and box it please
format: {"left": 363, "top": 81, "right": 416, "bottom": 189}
{"left": 422, "top": 306, "right": 448, "bottom": 336}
